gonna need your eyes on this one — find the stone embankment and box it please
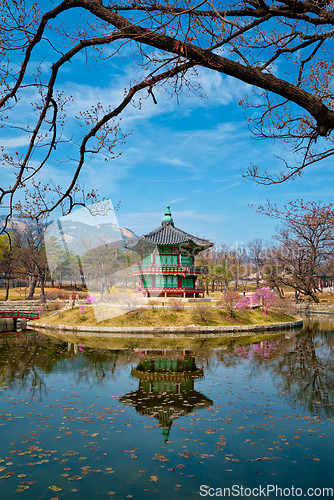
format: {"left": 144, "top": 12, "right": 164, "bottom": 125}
{"left": 27, "top": 319, "right": 303, "bottom": 338}
{"left": 296, "top": 304, "right": 334, "bottom": 316}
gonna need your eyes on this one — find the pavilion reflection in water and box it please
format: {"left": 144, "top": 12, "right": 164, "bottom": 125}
{"left": 119, "top": 351, "right": 213, "bottom": 442}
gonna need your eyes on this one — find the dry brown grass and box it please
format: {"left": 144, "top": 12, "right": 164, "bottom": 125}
{"left": 35, "top": 303, "right": 297, "bottom": 328}
{"left": 0, "top": 286, "right": 87, "bottom": 302}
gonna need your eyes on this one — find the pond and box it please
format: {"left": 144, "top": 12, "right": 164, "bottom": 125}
{"left": 0, "top": 319, "right": 333, "bottom": 499}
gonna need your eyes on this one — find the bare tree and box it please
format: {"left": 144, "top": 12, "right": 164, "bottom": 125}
{"left": 261, "top": 245, "right": 284, "bottom": 298}
{"left": 13, "top": 222, "right": 49, "bottom": 301}
{"left": 0, "top": 233, "right": 18, "bottom": 300}
{"left": 2, "top": 0, "right": 334, "bottom": 228}
{"left": 80, "top": 240, "right": 119, "bottom": 299}
{"left": 247, "top": 238, "right": 265, "bottom": 287}
{"left": 259, "top": 200, "right": 334, "bottom": 302}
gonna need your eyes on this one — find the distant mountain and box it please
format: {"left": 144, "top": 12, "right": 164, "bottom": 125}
{"left": 0, "top": 215, "right": 138, "bottom": 256}
{"left": 45, "top": 219, "right": 138, "bottom": 256}
{"left": 0, "top": 215, "right": 34, "bottom": 233}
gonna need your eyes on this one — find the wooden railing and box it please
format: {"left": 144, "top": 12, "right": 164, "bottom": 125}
{"left": 133, "top": 287, "right": 204, "bottom": 294}
{"left": 0, "top": 310, "right": 40, "bottom": 320}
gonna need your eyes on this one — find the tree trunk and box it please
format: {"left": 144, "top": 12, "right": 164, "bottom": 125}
{"left": 58, "top": 263, "right": 62, "bottom": 290}
{"left": 28, "top": 276, "right": 37, "bottom": 300}
{"left": 40, "top": 275, "right": 46, "bottom": 303}
{"left": 78, "top": 257, "right": 86, "bottom": 288}
{"left": 5, "top": 275, "right": 10, "bottom": 301}
{"left": 310, "top": 291, "right": 319, "bottom": 303}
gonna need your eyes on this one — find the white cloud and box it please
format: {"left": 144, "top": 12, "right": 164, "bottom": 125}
{"left": 0, "top": 136, "right": 31, "bottom": 148}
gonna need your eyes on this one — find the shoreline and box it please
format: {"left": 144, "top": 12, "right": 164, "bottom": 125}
{"left": 27, "top": 318, "right": 303, "bottom": 338}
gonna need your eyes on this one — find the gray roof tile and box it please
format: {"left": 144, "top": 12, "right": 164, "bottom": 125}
{"left": 125, "top": 220, "right": 213, "bottom": 250}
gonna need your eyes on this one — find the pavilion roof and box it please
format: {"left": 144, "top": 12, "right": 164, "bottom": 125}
{"left": 125, "top": 205, "right": 213, "bottom": 251}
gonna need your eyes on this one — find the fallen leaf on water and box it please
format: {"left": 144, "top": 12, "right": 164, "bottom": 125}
{"left": 48, "top": 485, "right": 62, "bottom": 492}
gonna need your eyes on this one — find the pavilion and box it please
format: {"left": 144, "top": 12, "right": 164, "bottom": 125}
{"left": 125, "top": 205, "right": 213, "bottom": 297}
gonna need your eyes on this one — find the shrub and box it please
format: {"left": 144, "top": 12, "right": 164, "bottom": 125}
{"left": 45, "top": 302, "right": 63, "bottom": 312}
{"left": 86, "top": 295, "right": 97, "bottom": 304}
{"left": 78, "top": 304, "right": 87, "bottom": 322}
{"left": 252, "top": 287, "right": 280, "bottom": 316}
{"left": 218, "top": 291, "right": 249, "bottom": 318}
{"left": 45, "top": 290, "right": 69, "bottom": 300}
{"left": 148, "top": 300, "right": 160, "bottom": 310}
{"left": 191, "top": 304, "right": 212, "bottom": 324}
{"left": 168, "top": 299, "right": 184, "bottom": 312}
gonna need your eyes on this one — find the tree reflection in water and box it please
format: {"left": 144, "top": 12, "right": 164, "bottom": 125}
{"left": 1, "top": 323, "right": 333, "bottom": 420}
{"left": 215, "top": 324, "right": 334, "bottom": 418}
{"left": 70, "top": 348, "right": 140, "bottom": 389}
{"left": 266, "top": 323, "right": 334, "bottom": 417}
{"left": 0, "top": 331, "right": 66, "bottom": 398}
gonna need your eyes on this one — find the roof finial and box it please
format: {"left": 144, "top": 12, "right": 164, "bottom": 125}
{"left": 162, "top": 204, "right": 173, "bottom": 224}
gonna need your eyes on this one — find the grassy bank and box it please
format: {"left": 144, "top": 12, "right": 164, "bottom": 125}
{"left": 0, "top": 286, "right": 87, "bottom": 302}
{"left": 36, "top": 304, "right": 297, "bottom": 328}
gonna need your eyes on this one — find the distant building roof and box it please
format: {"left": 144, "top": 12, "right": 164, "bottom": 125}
{"left": 125, "top": 205, "right": 213, "bottom": 252}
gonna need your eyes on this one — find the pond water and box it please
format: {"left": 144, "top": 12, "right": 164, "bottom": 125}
{"left": 0, "top": 319, "right": 333, "bottom": 499}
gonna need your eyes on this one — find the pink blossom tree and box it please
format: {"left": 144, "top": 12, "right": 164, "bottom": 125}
{"left": 253, "top": 287, "right": 279, "bottom": 316}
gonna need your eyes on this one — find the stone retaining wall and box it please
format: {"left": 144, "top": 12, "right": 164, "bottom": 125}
{"left": 27, "top": 319, "right": 303, "bottom": 338}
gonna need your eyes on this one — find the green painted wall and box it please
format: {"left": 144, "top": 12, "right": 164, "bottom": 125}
{"left": 154, "top": 275, "right": 178, "bottom": 288}
{"left": 181, "top": 276, "right": 194, "bottom": 288}
{"left": 156, "top": 254, "right": 178, "bottom": 267}
{"left": 181, "top": 255, "right": 193, "bottom": 266}
{"left": 142, "top": 276, "right": 152, "bottom": 288}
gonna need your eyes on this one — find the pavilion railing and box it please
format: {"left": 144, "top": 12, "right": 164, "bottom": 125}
{"left": 131, "top": 265, "right": 205, "bottom": 275}
{"left": 133, "top": 287, "right": 205, "bottom": 294}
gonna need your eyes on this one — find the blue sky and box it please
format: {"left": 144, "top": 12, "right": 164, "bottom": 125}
{"left": 1, "top": 2, "right": 334, "bottom": 247}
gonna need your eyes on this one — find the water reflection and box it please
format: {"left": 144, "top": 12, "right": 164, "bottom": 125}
{"left": 120, "top": 352, "right": 213, "bottom": 442}
{"left": 0, "top": 321, "right": 333, "bottom": 420}
{"left": 0, "top": 331, "right": 58, "bottom": 395}
{"left": 266, "top": 323, "right": 334, "bottom": 417}
{"left": 67, "top": 346, "right": 139, "bottom": 388}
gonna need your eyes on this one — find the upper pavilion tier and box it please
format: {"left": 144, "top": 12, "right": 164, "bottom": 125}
{"left": 125, "top": 205, "right": 213, "bottom": 254}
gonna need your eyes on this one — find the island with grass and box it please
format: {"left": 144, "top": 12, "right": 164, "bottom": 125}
{"left": 29, "top": 287, "right": 302, "bottom": 338}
